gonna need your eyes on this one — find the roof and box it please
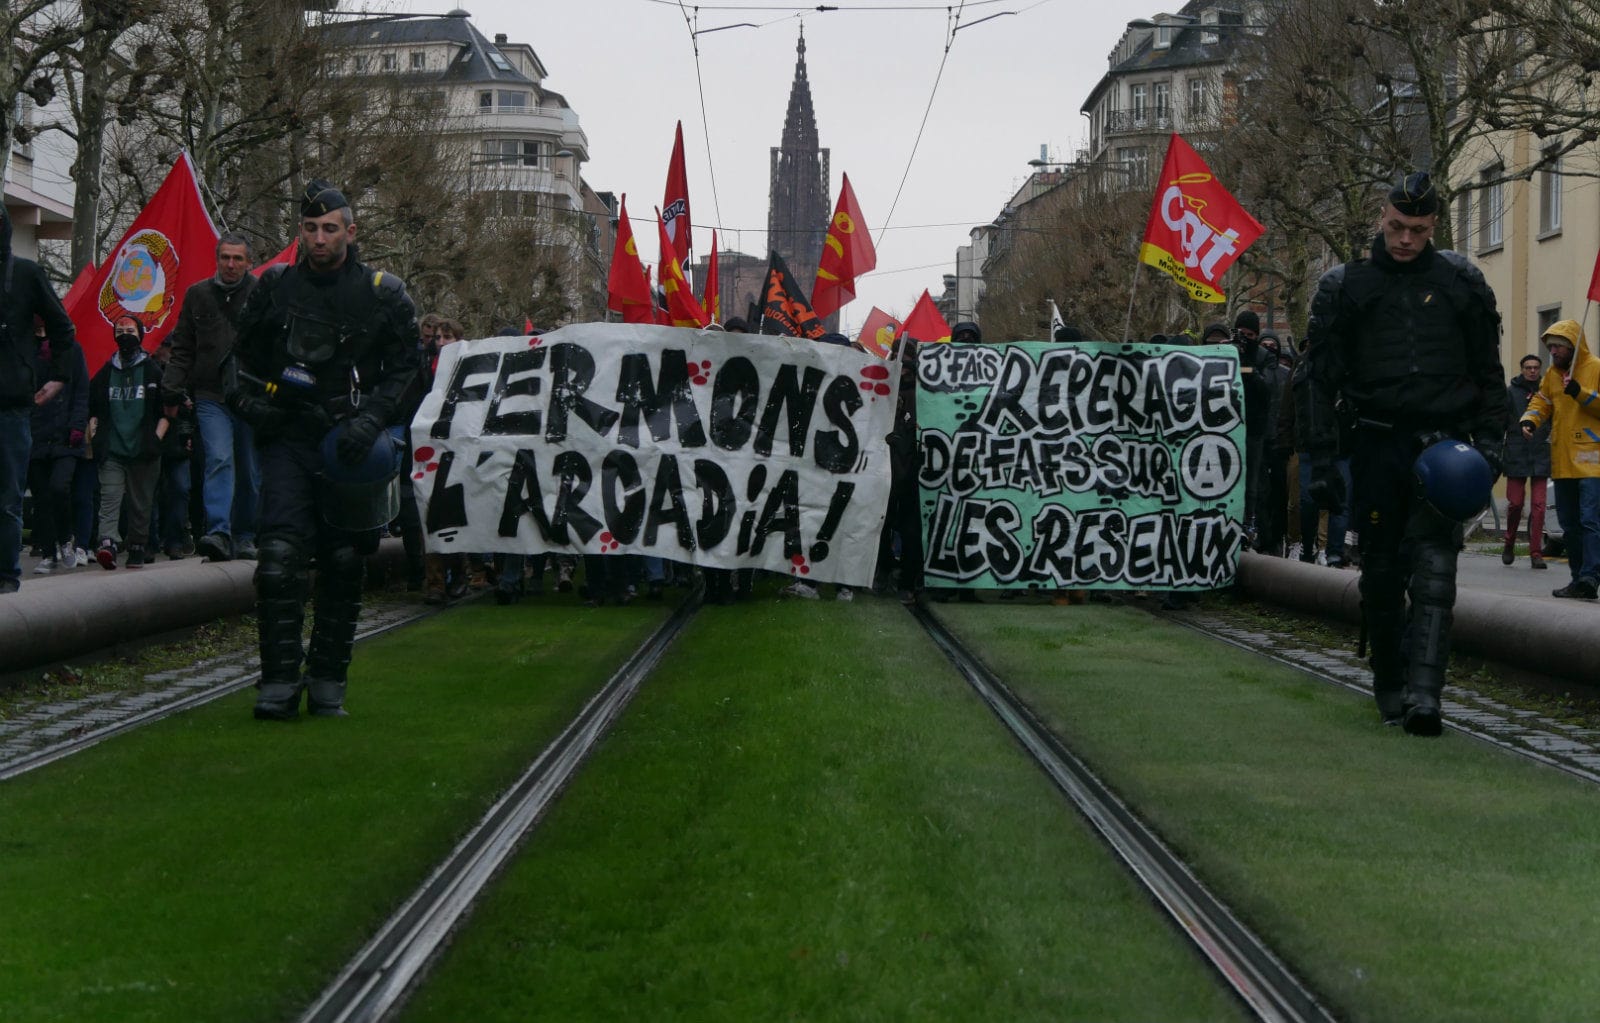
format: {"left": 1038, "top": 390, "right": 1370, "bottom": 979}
{"left": 319, "top": 14, "right": 536, "bottom": 88}
{"left": 1081, "top": 2, "right": 1250, "bottom": 112}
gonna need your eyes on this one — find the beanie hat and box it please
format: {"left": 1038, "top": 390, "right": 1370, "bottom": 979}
{"left": 1233, "top": 310, "right": 1260, "bottom": 334}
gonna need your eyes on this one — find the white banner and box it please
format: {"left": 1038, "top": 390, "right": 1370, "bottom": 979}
{"left": 411, "top": 323, "right": 897, "bottom": 587}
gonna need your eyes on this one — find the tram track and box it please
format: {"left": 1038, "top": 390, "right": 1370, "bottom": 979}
{"left": 0, "top": 600, "right": 440, "bottom": 782}
{"left": 298, "top": 589, "right": 701, "bottom": 1023}
{"left": 909, "top": 601, "right": 1337, "bottom": 1023}
{"left": 1151, "top": 601, "right": 1600, "bottom": 788}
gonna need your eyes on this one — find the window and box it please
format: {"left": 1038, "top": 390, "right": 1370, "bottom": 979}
{"left": 1539, "top": 150, "right": 1562, "bottom": 236}
{"left": 410, "top": 51, "right": 426, "bottom": 70}
{"left": 479, "top": 90, "right": 493, "bottom": 110}
{"left": 1455, "top": 192, "right": 1471, "bottom": 250}
{"left": 353, "top": 55, "right": 371, "bottom": 73}
{"left": 381, "top": 52, "right": 397, "bottom": 71}
{"left": 488, "top": 49, "right": 514, "bottom": 72}
{"left": 496, "top": 90, "right": 528, "bottom": 109}
{"left": 1189, "top": 77, "right": 1208, "bottom": 117}
{"left": 1132, "top": 84, "right": 1148, "bottom": 122}
{"left": 481, "top": 139, "right": 544, "bottom": 166}
{"left": 1154, "top": 82, "right": 1170, "bottom": 122}
{"left": 1537, "top": 305, "right": 1562, "bottom": 336}
{"left": 1156, "top": 24, "right": 1172, "bottom": 48}
{"left": 1116, "top": 146, "right": 1149, "bottom": 188}
{"left": 1479, "top": 166, "right": 1504, "bottom": 250}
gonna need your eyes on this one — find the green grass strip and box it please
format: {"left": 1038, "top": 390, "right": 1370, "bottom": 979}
{"left": 936, "top": 603, "right": 1600, "bottom": 1023}
{"left": 0, "top": 598, "right": 671, "bottom": 1023}
{"left": 400, "top": 597, "right": 1246, "bottom": 1023}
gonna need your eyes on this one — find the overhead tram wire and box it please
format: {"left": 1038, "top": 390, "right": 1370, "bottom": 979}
{"left": 872, "top": 1, "right": 965, "bottom": 251}
{"left": 641, "top": 0, "right": 1013, "bottom": 10}
{"left": 674, "top": 0, "right": 739, "bottom": 238}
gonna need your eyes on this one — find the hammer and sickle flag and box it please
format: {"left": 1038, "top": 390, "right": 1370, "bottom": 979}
{"left": 812, "top": 173, "right": 877, "bottom": 320}
{"left": 606, "top": 194, "right": 655, "bottom": 324}
{"left": 856, "top": 306, "right": 900, "bottom": 359}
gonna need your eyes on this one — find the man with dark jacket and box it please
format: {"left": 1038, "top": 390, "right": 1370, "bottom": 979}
{"left": 88, "top": 316, "right": 170, "bottom": 569}
{"left": 228, "top": 180, "right": 419, "bottom": 719}
{"left": 164, "top": 233, "right": 260, "bottom": 562}
{"left": 1503, "top": 353, "right": 1551, "bottom": 568}
{"left": 27, "top": 320, "right": 90, "bottom": 573}
{"left": 1296, "top": 172, "right": 1505, "bottom": 736}
{"left": 0, "top": 206, "right": 79, "bottom": 593}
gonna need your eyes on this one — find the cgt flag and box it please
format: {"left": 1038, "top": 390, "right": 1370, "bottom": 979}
{"left": 856, "top": 306, "right": 900, "bottom": 359}
{"left": 1138, "top": 134, "right": 1264, "bottom": 304}
{"left": 812, "top": 172, "right": 877, "bottom": 319}
{"left": 758, "top": 251, "right": 826, "bottom": 339}
{"left": 657, "top": 208, "right": 709, "bottom": 327}
{"left": 67, "top": 151, "right": 219, "bottom": 372}
{"left": 662, "top": 120, "right": 692, "bottom": 266}
{"left": 607, "top": 195, "right": 655, "bottom": 324}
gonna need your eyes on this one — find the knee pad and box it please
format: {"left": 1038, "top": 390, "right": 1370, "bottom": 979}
{"left": 254, "top": 536, "right": 309, "bottom": 597}
{"left": 1410, "top": 542, "right": 1457, "bottom": 609}
{"left": 316, "top": 543, "right": 366, "bottom": 597}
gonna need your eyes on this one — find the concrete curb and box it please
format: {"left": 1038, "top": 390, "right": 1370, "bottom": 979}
{"left": 0, "top": 541, "right": 409, "bottom": 674}
{"left": 1237, "top": 552, "right": 1600, "bottom": 687}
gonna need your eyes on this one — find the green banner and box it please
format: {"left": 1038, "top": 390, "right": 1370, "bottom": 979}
{"left": 916, "top": 341, "right": 1246, "bottom": 590}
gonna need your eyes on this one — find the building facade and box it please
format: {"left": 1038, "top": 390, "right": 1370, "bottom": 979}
{"left": 767, "top": 29, "right": 831, "bottom": 324}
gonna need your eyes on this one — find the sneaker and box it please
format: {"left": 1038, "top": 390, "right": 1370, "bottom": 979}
{"left": 143, "top": 546, "right": 156, "bottom": 565}
{"left": 1553, "top": 581, "right": 1599, "bottom": 600}
{"left": 782, "top": 581, "right": 819, "bottom": 599}
{"left": 125, "top": 544, "right": 146, "bottom": 569}
{"left": 557, "top": 563, "right": 574, "bottom": 592}
{"left": 96, "top": 539, "right": 120, "bottom": 570}
{"left": 56, "top": 541, "right": 74, "bottom": 566}
{"left": 197, "top": 532, "right": 232, "bottom": 562}
{"left": 33, "top": 556, "right": 58, "bottom": 575}
{"left": 1531, "top": 557, "right": 1547, "bottom": 570}
{"left": 1501, "top": 546, "right": 1515, "bottom": 565}
{"left": 836, "top": 586, "right": 854, "bottom": 602}
{"left": 165, "top": 543, "right": 187, "bottom": 560}
{"left": 74, "top": 547, "right": 90, "bottom": 567}
{"left": 234, "top": 539, "right": 258, "bottom": 561}
{"left": 0, "top": 577, "right": 18, "bottom": 594}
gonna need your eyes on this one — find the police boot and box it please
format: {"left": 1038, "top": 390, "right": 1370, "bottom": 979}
{"left": 253, "top": 538, "right": 309, "bottom": 721}
{"left": 305, "top": 544, "right": 364, "bottom": 717}
{"left": 1401, "top": 544, "right": 1456, "bottom": 738}
{"left": 1359, "top": 564, "right": 1407, "bottom": 726}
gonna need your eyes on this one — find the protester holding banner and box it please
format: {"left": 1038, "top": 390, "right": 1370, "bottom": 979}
{"left": 228, "top": 180, "right": 419, "bottom": 720}
{"left": 1295, "top": 171, "right": 1505, "bottom": 737}
{"left": 164, "top": 233, "right": 260, "bottom": 563}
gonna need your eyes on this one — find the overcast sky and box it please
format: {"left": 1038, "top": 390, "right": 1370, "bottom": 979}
{"left": 386, "top": 0, "right": 1148, "bottom": 335}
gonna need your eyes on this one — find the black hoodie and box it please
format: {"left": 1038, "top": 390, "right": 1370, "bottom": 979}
{"left": 0, "top": 206, "right": 79, "bottom": 408}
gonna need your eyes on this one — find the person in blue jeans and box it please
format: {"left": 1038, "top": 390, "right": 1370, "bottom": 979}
{"left": 0, "top": 206, "right": 80, "bottom": 594}
{"left": 1297, "top": 456, "right": 1352, "bottom": 567}
{"left": 162, "top": 233, "right": 260, "bottom": 562}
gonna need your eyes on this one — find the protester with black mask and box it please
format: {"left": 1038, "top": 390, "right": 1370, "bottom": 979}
{"left": 87, "top": 316, "right": 170, "bottom": 569}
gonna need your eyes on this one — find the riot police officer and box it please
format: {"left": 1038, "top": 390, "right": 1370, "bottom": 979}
{"left": 1296, "top": 172, "right": 1505, "bottom": 736}
{"left": 228, "top": 181, "right": 420, "bottom": 719}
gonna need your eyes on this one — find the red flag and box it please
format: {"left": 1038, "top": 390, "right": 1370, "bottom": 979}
{"left": 66, "top": 151, "right": 220, "bottom": 372}
{"left": 856, "top": 306, "right": 900, "bottom": 359}
{"left": 812, "top": 173, "right": 877, "bottom": 319}
{"left": 523, "top": 316, "right": 535, "bottom": 334}
{"left": 662, "top": 121, "right": 692, "bottom": 265}
{"left": 701, "top": 230, "right": 721, "bottom": 324}
{"left": 607, "top": 195, "right": 655, "bottom": 324}
{"left": 897, "top": 289, "right": 951, "bottom": 343}
{"left": 252, "top": 238, "right": 297, "bottom": 276}
{"left": 60, "top": 263, "right": 96, "bottom": 312}
{"left": 657, "top": 208, "right": 709, "bottom": 328}
{"left": 1138, "top": 134, "right": 1264, "bottom": 304}
{"left": 1587, "top": 249, "right": 1600, "bottom": 304}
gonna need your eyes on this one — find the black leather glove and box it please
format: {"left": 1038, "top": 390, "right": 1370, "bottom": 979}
{"left": 229, "top": 392, "right": 289, "bottom": 432}
{"left": 336, "top": 413, "right": 384, "bottom": 465}
{"left": 1307, "top": 457, "right": 1346, "bottom": 515}
{"left": 1565, "top": 378, "right": 1582, "bottom": 398}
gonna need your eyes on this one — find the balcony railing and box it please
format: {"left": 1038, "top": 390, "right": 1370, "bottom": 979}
{"left": 1103, "top": 109, "right": 1175, "bottom": 135}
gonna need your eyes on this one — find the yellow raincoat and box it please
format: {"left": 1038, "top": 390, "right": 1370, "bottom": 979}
{"left": 1520, "top": 319, "right": 1600, "bottom": 479}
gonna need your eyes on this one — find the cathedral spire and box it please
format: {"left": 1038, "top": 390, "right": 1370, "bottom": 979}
{"left": 769, "top": 28, "right": 831, "bottom": 323}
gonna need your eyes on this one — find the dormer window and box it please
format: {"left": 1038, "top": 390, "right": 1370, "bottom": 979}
{"left": 1155, "top": 23, "right": 1172, "bottom": 49}
{"left": 1201, "top": 8, "right": 1220, "bottom": 43}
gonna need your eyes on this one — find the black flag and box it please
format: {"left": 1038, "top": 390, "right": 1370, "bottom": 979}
{"left": 757, "top": 251, "right": 826, "bottom": 340}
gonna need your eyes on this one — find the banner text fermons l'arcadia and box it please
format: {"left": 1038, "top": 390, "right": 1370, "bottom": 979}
{"left": 916, "top": 340, "right": 1246, "bottom": 590}
{"left": 411, "top": 324, "right": 897, "bottom": 587}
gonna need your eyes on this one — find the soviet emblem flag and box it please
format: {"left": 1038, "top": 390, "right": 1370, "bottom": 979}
{"left": 67, "top": 151, "right": 219, "bottom": 372}
{"left": 1138, "top": 134, "right": 1264, "bottom": 304}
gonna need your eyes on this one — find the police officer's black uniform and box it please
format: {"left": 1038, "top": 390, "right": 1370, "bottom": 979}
{"left": 1296, "top": 173, "right": 1505, "bottom": 736}
{"left": 227, "top": 182, "right": 419, "bottom": 719}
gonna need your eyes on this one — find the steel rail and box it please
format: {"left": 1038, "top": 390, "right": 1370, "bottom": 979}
{"left": 298, "top": 590, "right": 702, "bottom": 1023}
{"left": 909, "top": 602, "right": 1337, "bottom": 1023}
{"left": 1154, "top": 606, "right": 1600, "bottom": 788}
{"left": 0, "top": 605, "right": 437, "bottom": 782}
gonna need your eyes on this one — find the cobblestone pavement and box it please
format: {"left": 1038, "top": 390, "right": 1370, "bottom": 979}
{"left": 0, "top": 601, "right": 424, "bottom": 771}
{"left": 1177, "top": 608, "right": 1600, "bottom": 782}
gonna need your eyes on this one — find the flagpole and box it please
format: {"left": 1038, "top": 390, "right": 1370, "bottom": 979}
{"left": 185, "top": 150, "right": 232, "bottom": 234}
{"left": 1122, "top": 263, "right": 1142, "bottom": 343}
